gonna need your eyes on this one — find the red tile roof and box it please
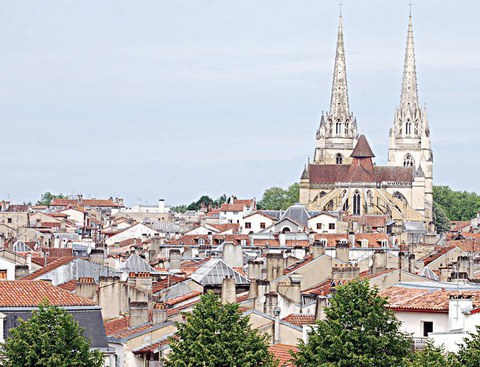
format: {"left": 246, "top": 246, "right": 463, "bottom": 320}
{"left": 0, "top": 281, "right": 94, "bottom": 307}
{"left": 220, "top": 204, "right": 244, "bottom": 212}
{"left": 23, "top": 256, "right": 74, "bottom": 280}
{"left": 282, "top": 314, "right": 315, "bottom": 326}
{"left": 133, "top": 338, "right": 170, "bottom": 354}
{"left": 269, "top": 344, "right": 298, "bottom": 367}
{"left": 152, "top": 275, "right": 186, "bottom": 294}
{"left": 381, "top": 286, "right": 480, "bottom": 312}
{"left": 57, "top": 279, "right": 77, "bottom": 292}
{"left": 164, "top": 291, "right": 202, "bottom": 306}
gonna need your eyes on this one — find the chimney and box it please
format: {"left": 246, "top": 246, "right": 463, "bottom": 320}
{"left": 15, "top": 265, "right": 29, "bottom": 280}
{"left": 129, "top": 301, "right": 149, "bottom": 328}
{"left": 26, "top": 253, "right": 32, "bottom": 271}
{"left": 315, "top": 295, "right": 329, "bottom": 321}
{"left": 169, "top": 249, "right": 181, "bottom": 271}
{"left": 372, "top": 250, "right": 387, "bottom": 274}
{"left": 348, "top": 231, "right": 356, "bottom": 247}
{"left": 182, "top": 246, "right": 192, "bottom": 260}
{"left": 89, "top": 249, "right": 104, "bottom": 265}
{"left": 264, "top": 292, "right": 278, "bottom": 316}
{"left": 150, "top": 233, "right": 161, "bottom": 259}
{"left": 439, "top": 267, "right": 452, "bottom": 283}
{"left": 457, "top": 255, "right": 474, "bottom": 279}
{"left": 449, "top": 295, "right": 473, "bottom": 331}
{"left": 408, "top": 254, "right": 416, "bottom": 274}
{"left": 332, "top": 264, "right": 360, "bottom": 280}
{"left": 311, "top": 240, "right": 326, "bottom": 259}
{"left": 222, "top": 242, "right": 243, "bottom": 268}
{"left": 158, "top": 199, "right": 165, "bottom": 213}
{"left": 135, "top": 272, "right": 153, "bottom": 295}
{"left": 335, "top": 241, "right": 349, "bottom": 263}
{"left": 266, "top": 253, "right": 284, "bottom": 281}
{"left": 248, "top": 279, "right": 258, "bottom": 301}
{"left": 248, "top": 259, "right": 263, "bottom": 280}
{"left": 398, "top": 252, "right": 409, "bottom": 271}
{"left": 221, "top": 276, "right": 236, "bottom": 304}
{"left": 288, "top": 273, "right": 303, "bottom": 304}
{"left": 76, "top": 277, "right": 97, "bottom": 300}
{"left": 152, "top": 302, "right": 168, "bottom": 324}
{"left": 273, "top": 306, "right": 281, "bottom": 345}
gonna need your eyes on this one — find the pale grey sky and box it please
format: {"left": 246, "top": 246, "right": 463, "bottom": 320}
{"left": 0, "top": 1, "right": 478, "bottom": 206}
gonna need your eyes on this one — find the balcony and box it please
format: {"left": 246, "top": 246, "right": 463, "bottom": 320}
{"left": 411, "top": 337, "right": 428, "bottom": 351}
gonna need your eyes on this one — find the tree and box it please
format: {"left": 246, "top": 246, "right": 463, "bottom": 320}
{"left": 448, "top": 325, "right": 480, "bottom": 367}
{"left": 433, "top": 185, "right": 480, "bottom": 222}
{"left": 166, "top": 292, "right": 277, "bottom": 367}
{"left": 433, "top": 203, "right": 450, "bottom": 234}
{"left": 0, "top": 302, "right": 103, "bottom": 367}
{"left": 258, "top": 183, "right": 300, "bottom": 210}
{"left": 405, "top": 341, "right": 449, "bottom": 367}
{"left": 294, "top": 279, "right": 411, "bottom": 367}
{"left": 36, "top": 192, "right": 67, "bottom": 206}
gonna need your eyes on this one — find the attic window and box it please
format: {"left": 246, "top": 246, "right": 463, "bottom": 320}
{"left": 197, "top": 238, "right": 205, "bottom": 245}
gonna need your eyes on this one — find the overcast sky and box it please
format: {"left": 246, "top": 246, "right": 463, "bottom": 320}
{"left": 0, "top": 1, "right": 478, "bottom": 206}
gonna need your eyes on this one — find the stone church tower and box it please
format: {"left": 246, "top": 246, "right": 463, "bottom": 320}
{"left": 313, "top": 16, "right": 358, "bottom": 165}
{"left": 387, "top": 16, "right": 434, "bottom": 229}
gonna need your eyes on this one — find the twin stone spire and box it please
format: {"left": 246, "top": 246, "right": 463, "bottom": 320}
{"left": 314, "top": 14, "right": 428, "bottom": 165}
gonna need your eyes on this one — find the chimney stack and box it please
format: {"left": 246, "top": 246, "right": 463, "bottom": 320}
{"left": 129, "top": 301, "right": 149, "bottom": 328}
{"left": 335, "top": 241, "right": 349, "bottom": 263}
{"left": 152, "top": 302, "right": 168, "bottom": 324}
{"left": 221, "top": 276, "right": 236, "bottom": 304}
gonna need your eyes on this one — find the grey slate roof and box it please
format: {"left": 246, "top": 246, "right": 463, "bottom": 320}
{"left": 190, "top": 258, "right": 250, "bottom": 286}
{"left": 280, "top": 203, "right": 310, "bottom": 227}
{"left": 76, "top": 259, "right": 121, "bottom": 281}
{"left": 121, "top": 254, "right": 155, "bottom": 273}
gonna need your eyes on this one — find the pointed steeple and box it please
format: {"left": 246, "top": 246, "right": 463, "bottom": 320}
{"left": 400, "top": 15, "right": 419, "bottom": 109}
{"left": 329, "top": 15, "right": 350, "bottom": 118}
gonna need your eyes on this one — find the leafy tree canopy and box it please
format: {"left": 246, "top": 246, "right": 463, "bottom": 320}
{"left": 166, "top": 292, "right": 277, "bottom": 367}
{"left": 433, "top": 185, "right": 480, "bottom": 222}
{"left": 258, "top": 183, "right": 299, "bottom": 210}
{"left": 294, "top": 279, "right": 411, "bottom": 367}
{"left": 172, "top": 194, "right": 228, "bottom": 213}
{"left": 0, "top": 302, "right": 103, "bottom": 367}
{"left": 448, "top": 325, "right": 480, "bottom": 367}
{"left": 404, "top": 340, "right": 449, "bottom": 367}
{"left": 36, "top": 192, "right": 68, "bottom": 206}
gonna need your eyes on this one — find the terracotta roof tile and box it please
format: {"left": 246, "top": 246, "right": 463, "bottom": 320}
{"left": 57, "top": 279, "right": 77, "bottom": 292}
{"left": 269, "top": 344, "right": 298, "bottom": 367}
{"left": 220, "top": 204, "right": 244, "bottom": 212}
{"left": 282, "top": 314, "right": 315, "bottom": 326}
{"left": 0, "top": 281, "right": 94, "bottom": 307}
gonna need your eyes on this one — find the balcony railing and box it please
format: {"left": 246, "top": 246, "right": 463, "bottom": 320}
{"left": 411, "top": 337, "right": 429, "bottom": 351}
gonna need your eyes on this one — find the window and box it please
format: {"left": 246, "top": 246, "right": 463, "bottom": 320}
{"left": 245, "top": 222, "right": 251, "bottom": 229}
{"left": 329, "top": 223, "right": 335, "bottom": 230}
{"left": 403, "top": 154, "right": 414, "bottom": 167}
{"left": 405, "top": 119, "right": 412, "bottom": 135}
{"left": 260, "top": 222, "right": 266, "bottom": 229}
{"left": 0, "top": 270, "right": 6, "bottom": 280}
{"left": 197, "top": 238, "right": 205, "bottom": 245}
{"left": 335, "top": 153, "right": 343, "bottom": 164}
{"left": 422, "top": 321, "right": 433, "bottom": 337}
{"left": 316, "top": 223, "right": 323, "bottom": 230}
{"left": 336, "top": 121, "right": 341, "bottom": 134}
{"left": 353, "top": 191, "right": 361, "bottom": 215}
{"left": 7, "top": 218, "right": 11, "bottom": 224}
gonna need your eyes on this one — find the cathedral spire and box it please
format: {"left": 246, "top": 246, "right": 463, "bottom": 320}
{"left": 329, "top": 15, "right": 349, "bottom": 118}
{"left": 400, "top": 15, "right": 419, "bottom": 109}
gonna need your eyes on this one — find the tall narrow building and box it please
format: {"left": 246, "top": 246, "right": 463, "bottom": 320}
{"left": 314, "top": 16, "right": 358, "bottom": 165}
{"left": 388, "top": 15, "right": 434, "bottom": 230}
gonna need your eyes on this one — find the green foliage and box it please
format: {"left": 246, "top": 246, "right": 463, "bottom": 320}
{"left": 172, "top": 194, "right": 229, "bottom": 213}
{"left": 433, "top": 203, "right": 451, "bottom": 234}
{"left": 36, "top": 192, "right": 67, "bottom": 206}
{"left": 0, "top": 302, "right": 103, "bottom": 367}
{"left": 405, "top": 341, "right": 448, "bottom": 367}
{"left": 166, "top": 292, "right": 277, "bottom": 367}
{"left": 433, "top": 185, "right": 480, "bottom": 222}
{"left": 294, "top": 279, "right": 411, "bottom": 367}
{"left": 448, "top": 325, "right": 480, "bottom": 367}
{"left": 258, "top": 183, "right": 299, "bottom": 210}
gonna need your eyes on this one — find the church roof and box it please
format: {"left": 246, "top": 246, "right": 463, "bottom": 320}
{"left": 308, "top": 164, "right": 413, "bottom": 185}
{"left": 350, "top": 135, "right": 375, "bottom": 158}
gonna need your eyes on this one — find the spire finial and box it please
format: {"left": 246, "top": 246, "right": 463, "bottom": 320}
{"left": 339, "top": 1, "right": 343, "bottom": 16}
{"left": 409, "top": 1, "right": 413, "bottom": 17}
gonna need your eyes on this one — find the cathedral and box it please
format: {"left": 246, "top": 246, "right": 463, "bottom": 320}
{"left": 299, "top": 15, "right": 434, "bottom": 233}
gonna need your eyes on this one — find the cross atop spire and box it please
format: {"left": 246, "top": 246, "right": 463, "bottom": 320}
{"left": 400, "top": 14, "right": 419, "bottom": 109}
{"left": 329, "top": 15, "right": 350, "bottom": 119}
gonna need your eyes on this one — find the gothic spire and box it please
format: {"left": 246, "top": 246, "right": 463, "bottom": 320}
{"left": 400, "top": 15, "right": 419, "bottom": 109}
{"left": 329, "top": 15, "right": 349, "bottom": 118}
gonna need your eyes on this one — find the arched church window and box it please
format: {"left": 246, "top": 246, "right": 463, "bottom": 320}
{"left": 403, "top": 154, "right": 414, "bottom": 167}
{"left": 367, "top": 190, "right": 373, "bottom": 205}
{"left": 336, "top": 121, "right": 342, "bottom": 135}
{"left": 335, "top": 153, "right": 343, "bottom": 164}
{"left": 344, "top": 121, "right": 349, "bottom": 135}
{"left": 353, "top": 190, "right": 361, "bottom": 215}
